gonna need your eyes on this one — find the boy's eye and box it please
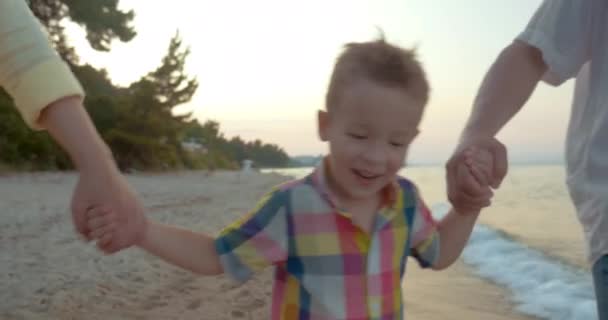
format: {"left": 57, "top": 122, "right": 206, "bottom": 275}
{"left": 390, "top": 141, "right": 405, "bottom": 147}
{"left": 348, "top": 133, "right": 367, "bottom": 140}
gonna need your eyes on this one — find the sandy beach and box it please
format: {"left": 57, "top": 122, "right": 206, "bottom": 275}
{"left": 1, "top": 171, "right": 536, "bottom": 319}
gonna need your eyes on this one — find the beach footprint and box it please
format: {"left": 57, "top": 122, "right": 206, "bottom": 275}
{"left": 231, "top": 309, "right": 246, "bottom": 318}
{"left": 186, "top": 298, "right": 202, "bottom": 310}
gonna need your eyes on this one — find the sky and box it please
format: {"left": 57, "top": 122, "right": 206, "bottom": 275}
{"left": 65, "top": 0, "right": 574, "bottom": 164}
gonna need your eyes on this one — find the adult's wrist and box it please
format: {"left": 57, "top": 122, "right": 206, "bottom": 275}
{"left": 459, "top": 126, "right": 496, "bottom": 143}
{"left": 39, "top": 96, "right": 117, "bottom": 172}
{"left": 71, "top": 140, "right": 116, "bottom": 173}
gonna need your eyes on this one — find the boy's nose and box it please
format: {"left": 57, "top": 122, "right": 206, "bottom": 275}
{"left": 362, "top": 142, "right": 387, "bottom": 166}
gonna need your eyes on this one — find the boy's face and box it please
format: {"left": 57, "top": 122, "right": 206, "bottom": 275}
{"left": 318, "top": 79, "right": 422, "bottom": 202}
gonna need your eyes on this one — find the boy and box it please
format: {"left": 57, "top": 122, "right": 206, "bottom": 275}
{"left": 86, "top": 38, "right": 494, "bottom": 319}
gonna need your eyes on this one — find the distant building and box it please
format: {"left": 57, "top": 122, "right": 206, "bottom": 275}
{"left": 242, "top": 159, "right": 253, "bottom": 172}
{"left": 181, "top": 139, "right": 208, "bottom": 154}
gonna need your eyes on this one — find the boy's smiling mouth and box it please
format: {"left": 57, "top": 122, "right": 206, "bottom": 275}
{"left": 352, "top": 169, "right": 382, "bottom": 181}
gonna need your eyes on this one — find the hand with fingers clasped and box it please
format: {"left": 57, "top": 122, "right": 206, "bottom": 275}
{"left": 454, "top": 146, "right": 496, "bottom": 215}
{"left": 447, "top": 136, "right": 507, "bottom": 215}
{"left": 86, "top": 206, "right": 132, "bottom": 252}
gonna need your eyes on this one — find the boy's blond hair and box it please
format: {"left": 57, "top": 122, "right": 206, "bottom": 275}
{"left": 325, "top": 37, "right": 429, "bottom": 112}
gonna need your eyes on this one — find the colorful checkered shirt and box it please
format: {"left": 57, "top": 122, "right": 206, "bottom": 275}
{"left": 215, "top": 164, "right": 439, "bottom": 319}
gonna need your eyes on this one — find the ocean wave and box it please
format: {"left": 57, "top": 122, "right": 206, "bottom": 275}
{"left": 432, "top": 203, "right": 598, "bottom": 320}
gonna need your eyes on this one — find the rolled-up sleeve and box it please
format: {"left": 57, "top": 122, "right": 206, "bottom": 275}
{"left": 516, "top": 0, "right": 595, "bottom": 86}
{"left": 409, "top": 191, "right": 440, "bottom": 268}
{"left": 0, "top": 0, "right": 84, "bottom": 129}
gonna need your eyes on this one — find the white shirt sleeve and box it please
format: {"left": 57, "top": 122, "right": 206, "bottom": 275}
{"left": 516, "top": 0, "right": 595, "bottom": 86}
{"left": 0, "top": 0, "right": 84, "bottom": 129}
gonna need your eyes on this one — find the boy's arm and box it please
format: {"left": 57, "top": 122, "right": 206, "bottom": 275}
{"left": 433, "top": 148, "right": 490, "bottom": 270}
{"left": 138, "top": 219, "right": 223, "bottom": 275}
{"left": 432, "top": 209, "right": 479, "bottom": 270}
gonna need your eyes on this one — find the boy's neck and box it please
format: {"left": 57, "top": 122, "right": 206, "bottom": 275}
{"left": 323, "top": 161, "right": 382, "bottom": 215}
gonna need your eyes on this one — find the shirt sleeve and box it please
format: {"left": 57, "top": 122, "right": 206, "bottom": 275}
{"left": 0, "top": 0, "right": 84, "bottom": 129}
{"left": 409, "top": 188, "right": 440, "bottom": 268}
{"left": 516, "top": 0, "right": 596, "bottom": 86}
{"left": 215, "top": 188, "right": 290, "bottom": 282}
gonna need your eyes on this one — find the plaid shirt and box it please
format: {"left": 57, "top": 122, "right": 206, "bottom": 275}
{"left": 215, "top": 164, "right": 439, "bottom": 319}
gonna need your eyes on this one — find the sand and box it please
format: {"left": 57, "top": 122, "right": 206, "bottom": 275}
{"left": 1, "top": 171, "right": 536, "bottom": 319}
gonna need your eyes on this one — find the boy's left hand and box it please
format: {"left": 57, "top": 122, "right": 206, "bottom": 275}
{"left": 446, "top": 137, "right": 507, "bottom": 214}
{"left": 453, "top": 146, "right": 495, "bottom": 214}
{"left": 464, "top": 146, "right": 494, "bottom": 189}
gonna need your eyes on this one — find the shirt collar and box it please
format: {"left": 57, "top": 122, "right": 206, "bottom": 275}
{"left": 310, "top": 157, "right": 400, "bottom": 219}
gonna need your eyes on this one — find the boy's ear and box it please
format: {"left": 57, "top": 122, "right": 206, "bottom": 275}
{"left": 317, "top": 110, "right": 330, "bottom": 141}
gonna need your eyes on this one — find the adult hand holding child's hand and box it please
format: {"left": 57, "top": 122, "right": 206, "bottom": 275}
{"left": 446, "top": 136, "right": 508, "bottom": 214}
{"left": 71, "top": 162, "right": 147, "bottom": 254}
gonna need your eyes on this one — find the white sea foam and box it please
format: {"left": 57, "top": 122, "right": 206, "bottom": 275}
{"left": 432, "top": 203, "right": 598, "bottom": 320}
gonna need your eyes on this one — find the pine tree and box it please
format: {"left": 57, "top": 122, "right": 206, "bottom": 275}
{"left": 27, "top": 0, "right": 136, "bottom": 63}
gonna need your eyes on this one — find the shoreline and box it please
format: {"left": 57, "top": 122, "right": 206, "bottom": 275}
{"left": 1, "top": 171, "right": 536, "bottom": 319}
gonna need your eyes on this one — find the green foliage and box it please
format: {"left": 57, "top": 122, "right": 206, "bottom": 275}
{"left": 28, "top": 0, "right": 135, "bottom": 63}
{"left": 104, "top": 128, "right": 180, "bottom": 171}
{"left": 60, "top": 0, "right": 136, "bottom": 51}
{"left": 183, "top": 120, "right": 290, "bottom": 169}
{"left": 0, "top": 90, "right": 70, "bottom": 170}
{"left": 0, "top": 3, "right": 290, "bottom": 172}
